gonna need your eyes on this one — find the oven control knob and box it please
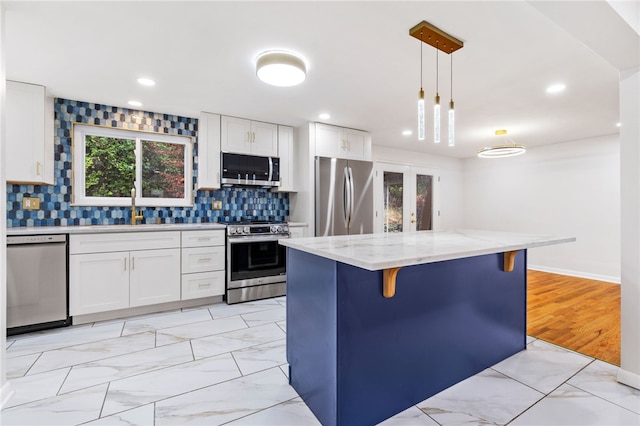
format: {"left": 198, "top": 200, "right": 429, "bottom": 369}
{"left": 228, "top": 227, "right": 236, "bottom": 235}
{"left": 283, "top": 225, "right": 289, "bottom": 233}
{"left": 243, "top": 226, "right": 250, "bottom": 234}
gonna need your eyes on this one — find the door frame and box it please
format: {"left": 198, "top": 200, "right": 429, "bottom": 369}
{"left": 373, "top": 161, "right": 440, "bottom": 233}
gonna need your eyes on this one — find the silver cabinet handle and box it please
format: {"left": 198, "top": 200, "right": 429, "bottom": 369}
{"left": 36, "top": 161, "right": 42, "bottom": 176}
{"left": 252, "top": 131, "right": 256, "bottom": 142}
{"left": 198, "top": 282, "right": 211, "bottom": 288}
{"left": 124, "top": 257, "right": 127, "bottom": 271}
{"left": 131, "top": 256, "right": 135, "bottom": 270}
{"left": 197, "top": 237, "right": 211, "bottom": 241}
{"left": 199, "top": 257, "right": 212, "bottom": 262}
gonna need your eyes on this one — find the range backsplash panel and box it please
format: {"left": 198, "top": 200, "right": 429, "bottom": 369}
{"left": 6, "top": 98, "right": 288, "bottom": 227}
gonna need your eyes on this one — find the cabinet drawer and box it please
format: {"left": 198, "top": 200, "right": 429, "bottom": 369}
{"left": 181, "top": 270, "right": 225, "bottom": 300}
{"left": 70, "top": 231, "right": 181, "bottom": 254}
{"left": 181, "top": 230, "right": 225, "bottom": 248}
{"left": 181, "top": 246, "right": 225, "bottom": 274}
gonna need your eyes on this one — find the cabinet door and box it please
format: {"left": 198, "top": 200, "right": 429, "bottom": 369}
{"left": 221, "top": 116, "right": 252, "bottom": 154}
{"left": 250, "top": 121, "right": 278, "bottom": 157}
{"left": 6, "top": 81, "right": 54, "bottom": 184}
{"left": 129, "top": 248, "right": 181, "bottom": 307}
{"left": 69, "top": 252, "right": 129, "bottom": 316}
{"left": 343, "top": 128, "right": 371, "bottom": 161}
{"left": 197, "top": 112, "right": 221, "bottom": 189}
{"left": 275, "top": 125, "right": 295, "bottom": 191}
{"left": 315, "top": 123, "right": 342, "bottom": 158}
{"left": 289, "top": 227, "right": 305, "bottom": 238}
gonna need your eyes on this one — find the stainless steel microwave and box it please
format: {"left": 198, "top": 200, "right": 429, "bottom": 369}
{"left": 221, "top": 152, "right": 280, "bottom": 187}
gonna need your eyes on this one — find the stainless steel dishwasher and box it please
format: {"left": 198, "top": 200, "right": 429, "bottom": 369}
{"left": 7, "top": 234, "right": 70, "bottom": 335}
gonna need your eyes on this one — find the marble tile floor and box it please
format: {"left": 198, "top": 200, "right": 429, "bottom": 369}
{"left": 2, "top": 297, "right": 638, "bottom": 426}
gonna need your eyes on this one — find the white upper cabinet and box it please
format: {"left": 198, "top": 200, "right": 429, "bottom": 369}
{"left": 274, "top": 125, "right": 296, "bottom": 192}
{"left": 197, "top": 112, "right": 221, "bottom": 190}
{"left": 221, "top": 116, "right": 278, "bottom": 157}
{"left": 6, "top": 80, "right": 54, "bottom": 184}
{"left": 314, "top": 122, "right": 371, "bottom": 161}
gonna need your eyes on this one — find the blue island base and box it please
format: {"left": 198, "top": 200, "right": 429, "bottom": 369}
{"left": 286, "top": 248, "right": 527, "bottom": 426}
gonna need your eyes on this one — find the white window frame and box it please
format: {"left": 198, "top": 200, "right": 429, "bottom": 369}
{"left": 73, "top": 124, "right": 193, "bottom": 207}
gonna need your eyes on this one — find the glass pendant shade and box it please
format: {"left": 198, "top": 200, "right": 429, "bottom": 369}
{"left": 418, "top": 89, "right": 425, "bottom": 140}
{"left": 448, "top": 100, "right": 455, "bottom": 147}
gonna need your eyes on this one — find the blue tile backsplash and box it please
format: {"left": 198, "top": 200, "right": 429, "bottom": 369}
{"left": 6, "top": 98, "right": 289, "bottom": 227}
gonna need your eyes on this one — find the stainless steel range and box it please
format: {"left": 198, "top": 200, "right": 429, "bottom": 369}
{"left": 226, "top": 221, "right": 289, "bottom": 304}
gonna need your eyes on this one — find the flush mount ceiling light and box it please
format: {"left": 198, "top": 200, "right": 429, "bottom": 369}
{"left": 256, "top": 50, "right": 307, "bottom": 87}
{"left": 477, "top": 130, "right": 526, "bottom": 158}
{"left": 410, "top": 21, "right": 463, "bottom": 147}
{"left": 402, "top": 130, "right": 413, "bottom": 136}
{"left": 546, "top": 83, "right": 566, "bottom": 94}
{"left": 128, "top": 100, "right": 143, "bottom": 107}
{"left": 137, "top": 77, "right": 156, "bottom": 86}
{"left": 319, "top": 113, "right": 331, "bottom": 120}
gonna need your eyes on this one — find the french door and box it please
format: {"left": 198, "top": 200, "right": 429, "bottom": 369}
{"left": 374, "top": 163, "right": 438, "bottom": 233}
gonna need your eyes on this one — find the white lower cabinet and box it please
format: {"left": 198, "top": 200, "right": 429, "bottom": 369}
{"left": 181, "top": 230, "right": 226, "bottom": 300}
{"left": 129, "top": 248, "right": 181, "bottom": 307}
{"left": 69, "top": 251, "right": 130, "bottom": 315}
{"left": 70, "top": 232, "right": 181, "bottom": 316}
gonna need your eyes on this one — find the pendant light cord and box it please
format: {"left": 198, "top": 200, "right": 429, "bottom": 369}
{"left": 420, "top": 32, "right": 423, "bottom": 90}
{"left": 450, "top": 49, "right": 453, "bottom": 100}
{"left": 435, "top": 40, "right": 439, "bottom": 93}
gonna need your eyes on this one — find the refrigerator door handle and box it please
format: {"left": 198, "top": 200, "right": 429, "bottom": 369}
{"left": 348, "top": 166, "right": 355, "bottom": 228}
{"left": 343, "top": 167, "right": 351, "bottom": 228}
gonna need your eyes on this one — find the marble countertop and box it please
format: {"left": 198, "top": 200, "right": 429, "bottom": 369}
{"left": 7, "top": 223, "right": 227, "bottom": 236}
{"left": 279, "top": 229, "right": 576, "bottom": 271}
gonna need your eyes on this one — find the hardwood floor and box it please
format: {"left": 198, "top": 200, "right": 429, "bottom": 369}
{"left": 527, "top": 270, "right": 620, "bottom": 366}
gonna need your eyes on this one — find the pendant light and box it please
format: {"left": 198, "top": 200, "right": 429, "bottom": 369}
{"left": 409, "top": 21, "right": 463, "bottom": 146}
{"left": 477, "top": 130, "right": 526, "bottom": 158}
{"left": 434, "top": 41, "right": 441, "bottom": 144}
{"left": 418, "top": 32, "right": 425, "bottom": 141}
{"left": 448, "top": 51, "right": 455, "bottom": 147}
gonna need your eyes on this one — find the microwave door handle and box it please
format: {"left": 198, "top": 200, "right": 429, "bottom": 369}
{"left": 268, "top": 157, "right": 273, "bottom": 181}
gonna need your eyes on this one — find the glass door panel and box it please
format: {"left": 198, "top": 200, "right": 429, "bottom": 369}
{"left": 415, "top": 174, "right": 433, "bottom": 231}
{"left": 383, "top": 172, "right": 403, "bottom": 232}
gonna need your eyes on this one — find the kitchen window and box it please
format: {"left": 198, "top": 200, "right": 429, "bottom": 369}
{"left": 72, "top": 124, "right": 193, "bottom": 207}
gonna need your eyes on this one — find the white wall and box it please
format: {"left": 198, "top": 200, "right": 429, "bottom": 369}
{"left": 462, "top": 134, "right": 620, "bottom": 282}
{"left": 619, "top": 67, "right": 640, "bottom": 388}
{"left": 372, "top": 146, "right": 465, "bottom": 230}
{"left": 0, "top": 1, "right": 11, "bottom": 409}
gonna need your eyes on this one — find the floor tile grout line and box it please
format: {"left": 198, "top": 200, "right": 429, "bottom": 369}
{"left": 101, "top": 363, "right": 287, "bottom": 421}
{"left": 55, "top": 366, "right": 74, "bottom": 397}
{"left": 98, "top": 381, "right": 111, "bottom": 420}
{"left": 217, "top": 395, "right": 303, "bottom": 426}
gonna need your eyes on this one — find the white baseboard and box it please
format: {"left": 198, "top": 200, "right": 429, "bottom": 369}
{"left": 617, "top": 368, "right": 640, "bottom": 390}
{"left": 0, "top": 381, "right": 15, "bottom": 410}
{"left": 528, "top": 264, "right": 620, "bottom": 284}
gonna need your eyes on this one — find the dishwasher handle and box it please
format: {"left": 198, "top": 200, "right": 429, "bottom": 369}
{"left": 7, "top": 234, "right": 68, "bottom": 245}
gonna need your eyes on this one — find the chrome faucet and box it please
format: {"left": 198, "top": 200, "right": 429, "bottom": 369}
{"left": 131, "top": 187, "right": 143, "bottom": 225}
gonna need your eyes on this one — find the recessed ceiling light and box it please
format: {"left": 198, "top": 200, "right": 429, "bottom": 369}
{"left": 319, "top": 113, "right": 330, "bottom": 120}
{"left": 546, "top": 83, "right": 566, "bottom": 94}
{"left": 128, "top": 100, "right": 143, "bottom": 107}
{"left": 256, "top": 50, "right": 307, "bottom": 87}
{"left": 402, "top": 130, "right": 413, "bottom": 136}
{"left": 616, "top": 122, "right": 622, "bottom": 127}
{"left": 137, "top": 77, "right": 156, "bottom": 86}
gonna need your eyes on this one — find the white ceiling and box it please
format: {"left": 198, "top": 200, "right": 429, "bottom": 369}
{"left": 3, "top": 1, "right": 634, "bottom": 158}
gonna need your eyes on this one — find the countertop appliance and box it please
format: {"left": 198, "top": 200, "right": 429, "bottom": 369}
{"left": 315, "top": 156, "right": 374, "bottom": 236}
{"left": 226, "top": 220, "right": 289, "bottom": 304}
{"left": 221, "top": 152, "right": 280, "bottom": 187}
{"left": 7, "top": 234, "right": 70, "bottom": 335}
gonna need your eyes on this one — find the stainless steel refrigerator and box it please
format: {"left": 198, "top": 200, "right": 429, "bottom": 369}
{"left": 315, "top": 156, "right": 374, "bottom": 236}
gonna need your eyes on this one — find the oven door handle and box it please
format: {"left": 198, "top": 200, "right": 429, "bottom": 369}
{"left": 228, "top": 235, "right": 290, "bottom": 244}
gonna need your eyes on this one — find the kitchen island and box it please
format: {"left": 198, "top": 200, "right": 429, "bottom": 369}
{"left": 279, "top": 229, "right": 575, "bottom": 426}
